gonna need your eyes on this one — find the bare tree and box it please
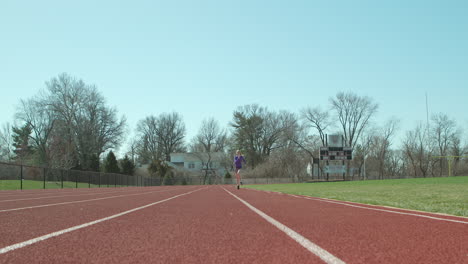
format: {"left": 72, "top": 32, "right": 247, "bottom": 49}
{"left": 125, "top": 138, "right": 139, "bottom": 165}
{"left": 136, "top": 115, "right": 162, "bottom": 163}
{"left": 353, "top": 131, "right": 374, "bottom": 180}
{"left": 45, "top": 74, "right": 89, "bottom": 168}
{"left": 450, "top": 134, "right": 464, "bottom": 175}
{"left": 135, "top": 112, "right": 186, "bottom": 164}
{"left": 371, "top": 118, "right": 400, "bottom": 179}
{"left": 330, "top": 92, "right": 378, "bottom": 148}
{"left": 14, "top": 73, "right": 126, "bottom": 169}
{"left": 16, "top": 97, "right": 55, "bottom": 166}
{"left": 73, "top": 87, "right": 126, "bottom": 169}
{"left": 431, "top": 113, "right": 457, "bottom": 176}
{"left": 329, "top": 92, "right": 378, "bottom": 179}
{"left": 260, "top": 111, "right": 287, "bottom": 155}
{"left": 195, "top": 118, "right": 227, "bottom": 153}
{"left": 286, "top": 122, "right": 317, "bottom": 158}
{"left": 155, "top": 112, "right": 186, "bottom": 161}
{"left": 0, "top": 123, "right": 14, "bottom": 161}
{"left": 275, "top": 111, "right": 300, "bottom": 150}
{"left": 281, "top": 111, "right": 331, "bottom": 178}
{"left": 386, "top": 149, "right": 405, "bottom": 178}
{"left": 47, "top": 120, "right": 77, "bottom": 169}
{"left": 193, "top": 118, "right": 227, "bottom": 184}
{"left": 301, "top": 106, "right": 332, "bottom": 146}
{"left": 403, "top": 123, "right": 433, "bottom": 177}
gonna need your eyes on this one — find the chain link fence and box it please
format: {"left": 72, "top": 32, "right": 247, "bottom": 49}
{"left": 0, "top": 162, "right": 302, "bottom": 190}
{"left": 0, "top": 162, "right": 164, "bottom": 190}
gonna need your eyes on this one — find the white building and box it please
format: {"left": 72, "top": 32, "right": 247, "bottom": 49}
{"left": 170, "top": 152, "right": 228, "bottom": 176}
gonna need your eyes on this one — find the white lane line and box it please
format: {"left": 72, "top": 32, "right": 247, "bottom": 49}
{"left": 0, "top": 189, "right": 137, "bottom": 203}
{"left": 0, "top": 187, "right": 205, "bottom": 255}
{"left": 0, "top": 186, "right": 158, "bottom": 197}
{"left": 0, "top": 188, "right": 140, "bottom": 199}
{"left": 0, "top": 189, "right": 127, "bottom": 198}
{"left": 251, "top": 189, "right": 468, "bottom": 224}
{"left": 0, "top": 187, "right": 195, "bottom": 213}
{"left": 223, "top": 188, "right": 345, "bottom": 264}
{"left": 0, "top": 186, "right": 192, "bottom": 203}
{"left": 297, "top": 196, "right": 468, "bottom": 225}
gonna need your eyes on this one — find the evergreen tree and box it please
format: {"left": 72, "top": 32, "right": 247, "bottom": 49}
{"left": 12, "top": 124, "right": 34, "bottom": 161}
{"left": 148, "top": 159, "right": 171, "bottom": 184}
{"left": 104, "top": 151, "right": 120, "bottom": 173}
{"left": 120, "top": 155, "right": 135, "bottom": 175}
{"left": 89, "top": 154, "right": 100, "bottom": 172}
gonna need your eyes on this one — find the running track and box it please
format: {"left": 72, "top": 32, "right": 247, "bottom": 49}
{"left": 0, "top": 186, "right": 467, "bottom": 263}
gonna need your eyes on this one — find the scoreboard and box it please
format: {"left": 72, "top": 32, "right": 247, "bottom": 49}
{"left": 320, "top": 146, "right": 353, "bottom": 160}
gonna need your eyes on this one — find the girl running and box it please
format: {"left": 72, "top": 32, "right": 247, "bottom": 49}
{"left": 233, "top": 150, "right": 246, "bottom": 189}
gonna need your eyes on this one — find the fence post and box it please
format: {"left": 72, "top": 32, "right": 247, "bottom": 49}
{"left": 61, "top": 169, "right": 64, "bottom": 189}
{"left": 43, "top": 167, "right": 46, "bottom": 189}
{"left": 99, "top": 173, "right": 101, "bottom": 188}
{"left": 88, "top": 173, "right": 91, "bottom": 188}
{"left": 75, "top": 171, "right": 78, "bottom": 189}
{"left": 114, "top": 174, "right": 117, "bottom": 188}
{"left": 20, "top": 164, "right": 23, "bottom": 190}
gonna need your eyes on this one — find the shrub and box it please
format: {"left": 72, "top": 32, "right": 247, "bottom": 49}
{"left": 181, "top": 177, "right": 187, "bottom": 185}
{"left": 162, "top": 171, "right": 174, "bottom": 185}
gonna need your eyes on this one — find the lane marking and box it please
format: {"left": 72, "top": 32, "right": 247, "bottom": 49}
{"left": 223, "top": 188, "right": 345, "bottom": 264}
{"left": 0, "top": 188, "right": 130, "bottom": 198}
{"left": 299, "top": 196, "right": 468, "bottom": 225}
{"left": 0, "top": 187, "right": 166, "bottom": 199}
{"left": 249, "top": 189, "right": 468, "bottom": 224}
{"left": 0, "top": 187, "right": 206, "bottom": 255}
{"left": 0, "top": 186, "right": 196, "bottom": 213}
{"left": 0, "top": 189, "right": 139, "bottom": 203}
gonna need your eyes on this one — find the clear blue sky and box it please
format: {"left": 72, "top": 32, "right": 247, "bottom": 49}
{"left": 1, "top": 0, "right": 467, "bottom": 153}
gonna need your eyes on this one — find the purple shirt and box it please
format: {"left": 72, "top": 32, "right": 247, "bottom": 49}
{"left": 234, "top": 155, "right": 246, "bottom": 168}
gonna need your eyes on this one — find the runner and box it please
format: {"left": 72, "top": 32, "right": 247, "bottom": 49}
{"left": 233, "top": 150, "right": 246, "bottom": 189}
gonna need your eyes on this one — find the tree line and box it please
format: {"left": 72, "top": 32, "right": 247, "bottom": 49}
{"left": 0, "top": 73, "right": 467, "bottom": 180}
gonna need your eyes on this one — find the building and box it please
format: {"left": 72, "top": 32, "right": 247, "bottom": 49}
{"left": 170, "top": 152, "right": 228, "bottom": 177}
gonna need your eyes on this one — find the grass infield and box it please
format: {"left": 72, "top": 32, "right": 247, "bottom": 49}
{"left": 245, "top": 176, "right": 468, "bottom": 217}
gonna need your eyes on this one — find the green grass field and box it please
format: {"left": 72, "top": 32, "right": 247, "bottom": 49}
{"left": 245, "top": 176, "right": 468, "bottom": 217}
{"left": 0, "top": 180, "right": 104, "bottom": 190}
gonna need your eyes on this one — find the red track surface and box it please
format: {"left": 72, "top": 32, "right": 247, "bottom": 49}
{"left": 0, "top": 186, "right": 467, "bottom": 263}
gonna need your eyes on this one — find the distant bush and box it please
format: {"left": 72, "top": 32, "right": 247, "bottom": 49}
{"left": 243, "top": 149, "right": 308, "bottom": 182}
{"left": 181, "top": 177, "right": 188, "bottom": 185}
{"left": 162, "top": 171, "right": 174, "bottom": 185}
